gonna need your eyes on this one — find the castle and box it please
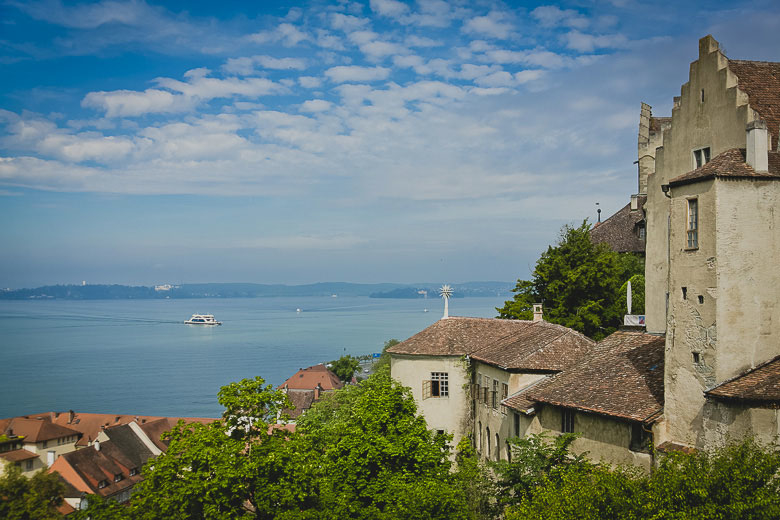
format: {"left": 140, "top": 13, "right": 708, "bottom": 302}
{"left": 388, "top": 35, "right": 780, "bottom": 467}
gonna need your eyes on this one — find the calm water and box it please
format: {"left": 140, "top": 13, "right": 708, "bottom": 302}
{"left": 0, "top": 296, "right": 507, "bottom": 419}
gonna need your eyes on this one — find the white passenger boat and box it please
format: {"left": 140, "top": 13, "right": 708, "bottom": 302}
{"left": 184, "top": 314, "right": 222, "bottom": 325}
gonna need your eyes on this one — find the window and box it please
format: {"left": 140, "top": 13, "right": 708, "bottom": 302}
{"left": 687, "top": 198, "right": 698, "bottom": 249}
{"left": 483, "top": 375, "right": 490, "bottom": 404}
{"left": 129, "top": 468, "right": 138, "bottom": 476}
{"left": 431, "top": 372, "right": 448, "bottom": 397}
{"left": 682, "top": 287, "right": 688, "bottom": 300}
{"left": 506, "top": 441, "right": 512, "bottom": 462}
{"left": 25, "top": 460, "right": 33, "bottom": 470}
{"left": 491, "top": 380, "right": 498, "bottom": 409}
{"left": 561, "top": 409, "right": 575, "bottom": 433}
{"left": 693, "top": 147, "right": 710, "bottom": 168}
{"left": 422, "top": 372, "right": 448, "bottom": 398}
{"left": 501, "top": 383, "right": 509, "bottom": 414}
{"left": 478, "top": 422, "right": 482, "bottom": 453}
{"left": 486, "top": 427, "right": 491, "bottom": 459}
{"left": 42, "top": 441, "right": 48, "bottom": 448}
{"left": 98, "top": 480, "right": 108, "bottom": 489}
{"left": 514, "top": 412, "right": 520, "bottom": 437}
{"left": 698, "top": 295, "right": 704, "bottom": 304}
{"left": 630, "top": 423, "right": 651, "bottom": 452}
{"left": 693, "top": 352, "right": 701, "bottom": 364}
{"left": 114, "top": 473, "right": 123, "bottom": 483}
{"left": 495, "top": 433, "right": 500, "bottom": 461}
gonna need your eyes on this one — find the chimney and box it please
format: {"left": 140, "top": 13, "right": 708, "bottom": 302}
{"left": 315, "top": 383, "right": 323, "bottom": 400}
{"left": 533, "top": 304, "right": 543, "bottom": 322}
{"left": 68, "top": 410, "right": 74, "bottom": 424}
{"left": 94, "top": 439, "right": 100, "bottom": 451}
{"left": 746, "top": 120, "right": 769, "bottom": 172}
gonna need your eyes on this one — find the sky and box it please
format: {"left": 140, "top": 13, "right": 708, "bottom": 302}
{"left": 1, "top": 0, "right": 779, "bottom": 288}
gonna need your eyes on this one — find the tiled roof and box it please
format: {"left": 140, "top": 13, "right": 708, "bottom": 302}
{"left": 283, "top": 389, "right": 316, "bottom": 419}
{"left": 669, "top": 149, "right": 780, "bottom": 187}
{"left": 728, "top": 59, "right": 780, "bottom": 151}
{"left": 387, "top": 317, "right": 535, "bottom": 356}
{"left": 1, "top": 417, "right": 81, "bottom": 443}
{"left": 21, "top": 412, "right": 215, "bottom": 447}
{"left": 503, "top": 377, "right": 551, "bottom": 414}
{"left": 705, "top": 355, "right": 780, "bottom": 404}
{"left": 470, "top": 321, "right": 595, "bottom": 372}
{"left": 280, "top": 364, "right": 343, "bottom": 391}
{"left": 527, "top": 330, "right": 665, "bottom": 423}
{"left": 0, "top": 448, "right": 39, "bottom": 462}
{"left": 590, "top": 197, "right": 646, "bottom": 254}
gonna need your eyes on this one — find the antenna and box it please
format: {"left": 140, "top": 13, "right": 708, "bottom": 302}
{"left": 439, "top": 284, "right": 453, "bottom": 319}
{"left": 596, "top": 202, "right": 601, "bottom": 223}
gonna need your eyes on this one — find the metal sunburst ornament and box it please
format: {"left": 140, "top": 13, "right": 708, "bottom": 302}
{"left": 439, "top": 284, "right": 453, "bottom": 319}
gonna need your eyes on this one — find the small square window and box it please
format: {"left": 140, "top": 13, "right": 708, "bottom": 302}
{"left": 693, "top": 352, "right": 701, "bottom": 364}
{"left": 698, "top": 295, "right": 704, "bottom": 304}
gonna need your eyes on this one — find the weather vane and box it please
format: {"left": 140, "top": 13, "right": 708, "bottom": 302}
{"left": 439, "top": 284, "right": 453, "bottom": 319}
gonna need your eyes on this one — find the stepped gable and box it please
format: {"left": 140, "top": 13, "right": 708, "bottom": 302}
{"left": 386, "top": 317, "right": 532, "bottom": 356}
{"left": 649, "top": 116, "right": 671, "bottom": 132}
{"left": 728, "top": 59, "right": 780, "bottom": 150}
{"left": 706, "top": 355, "right": 780, "bottom": 404}
{"left": 669, "top": 148, "right": 780, "bottom": 187}
{"left": 1, "top": 417, "right": 80, "bottom": 442}
{"left": 589, "top": 197, "right": 646, "bottom": 254}
{"left": 527, "top": 330, "right": 665, "bottom": 423}
{"left": 470, "top": 320, "right": 595, "bottom": 372}
{"left": 280, "top": 364, "right": 343, "bottom": 391}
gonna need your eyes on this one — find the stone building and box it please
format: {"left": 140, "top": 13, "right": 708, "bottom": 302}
{"left": 643, "top": 35, "right": 780, "bottom": 449}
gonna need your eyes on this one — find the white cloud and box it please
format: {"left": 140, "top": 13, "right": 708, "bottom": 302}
{"left": 459, "top": 64, "right": 500, "bottom": 80}
{"left": 462, "top": 11, "right": 513, "bottom": 39}
{"left": 299, "top": 76, "right": 323, "bottom": 88}
{"left": 329, "top": 13, "right": 370, "bottom": 32}
{"left": 514, "top": 69, "right": 546, "bottom": 84}
{"left": 247, "top": 23, "right": 309, "bottom": 47}
{"left": 564, "top": 31, "right": 629, "bottom": 52}
{"left": 325, "top": 65, "right": 391, "bottom": 83}
{"left": 13, "top": 0, "right": 153, "bottom": 29}
{"left": 299, "top": 99, "right": 332, "bottom": 113}
{"left": 82, "top": 88, "right": 190, "bottom": 117}
{"left": 405, "top": 35, "right": 442, "bottom": 48}
{"left": 474, "top": 70, "right": 515, "bottom": 88}
{"left": 531, "top": 6, "right": 589, "bottom": 29}
{"left": 369, "top": 0, "right": 409, "bottom": 18}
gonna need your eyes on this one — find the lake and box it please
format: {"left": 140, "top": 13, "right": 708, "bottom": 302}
{"left": 0, "top": 295, "right": 508, "bottom": 419}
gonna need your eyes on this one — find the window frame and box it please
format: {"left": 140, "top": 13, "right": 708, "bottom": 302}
{"left": 693, "top": 147, "right": 711, "bottom": 169}
{"left": 686, "top": 198, "right": 699, "bottom": 250}
{"left": 561, "top": 409, "right": 575, "bottom": 433}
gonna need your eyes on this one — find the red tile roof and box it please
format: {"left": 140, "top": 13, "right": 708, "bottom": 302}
{"left": 669, "top": 149, "right": 780, "bottom": 187}
{"left": 705, "top": 355, "right": 780, "bottom": 404}
{"left": 0, "top": 448, "right": 39, "bottom": 462}
{"left": 527, "top": 330, "right": 665, "bottom": 423}
{"left": 0, "top": 417, "right": 81, "bottom": 443}
{"left": 728, "top": 59, "right": 780, "bottom": 151}
{"left": 280, "top": 364, "right": 343, "bottom": 391}
{"left": 387, "top": 317, "right": 539, "bottom": 357}
{"left": 470, "top": 321, "right": 595, "bottom": 372}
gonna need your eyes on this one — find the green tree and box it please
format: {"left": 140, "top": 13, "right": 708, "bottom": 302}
{"left": 72, "top": 493, "right": 132, "bottom": 520}
{"left": 328, "top": 354, "right": 360, "bottom": 382}
{"left": 291, "top": 366, "right": 470, "bottom": 519}
{"left": 130, "top": 377, "right": 295, "bottom": 519}
{"left": 497, "top": 221, "right": 644, "bottom": 339}
{"left": 373, "top": 338, "right": 400, "bottom": 371}
{"left": 0, "top": 465, "right": 65, "bottom": 520}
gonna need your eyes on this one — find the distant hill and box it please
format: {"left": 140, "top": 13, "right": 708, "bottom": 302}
{"left": 0, "top": 281, "right": 514, "bottom": 300}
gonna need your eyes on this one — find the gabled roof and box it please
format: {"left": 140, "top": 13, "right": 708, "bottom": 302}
{"left": 470, "top": 321, "right": 595, "bottom": 372}
{"left": 280, "top": 364, "right": 343, "bottom": 391}
{"left": 590, "top": 197, "right": 646, "bottom": 254}
{"left": 669, "top": 148, "right": 780, "bottom": 187}
{"left": 527, "top": 330, "right": 665, "bottom": 423}
{"left": 283, "top": 389, "right": 316, "bottom": 419}
{"left": 0, "top": 417, "right": 80, "bottom": 443}
{"left": 387, "top": 317, "right": 534, "bottom": 356}
{"left": 728, "top": 59, "right": 780, "bottom": 150}
{"left": 705, "top": 355, "right": 780, "bottom": 405}
{"left": 0, "top": 448, "right": 38, "bottom": 463}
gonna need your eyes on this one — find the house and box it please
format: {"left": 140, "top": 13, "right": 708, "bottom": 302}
{"left": 279, "top": 364, "right": 343, "bottom": 419}
{"left": 0, "top": 417, "right": 82, "bottom": 476}
{"left": 388, "top": 309, "right": 595, "bottom": 453}
{"left": 49, "top": 422, "right": 161, "bottom": 509}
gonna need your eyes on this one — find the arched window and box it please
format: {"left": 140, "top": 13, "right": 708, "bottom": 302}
{"left": 495, "top": 433, "right": 500, "bottom": 461}
{"left": 486, "top": 427, "right": 491, "bottom": 460}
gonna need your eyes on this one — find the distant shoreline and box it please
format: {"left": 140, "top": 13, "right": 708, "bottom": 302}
{"left": 0, "top": 281, "right": 514, "bottom": 301}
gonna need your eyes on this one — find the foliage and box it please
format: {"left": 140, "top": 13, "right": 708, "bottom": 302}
{"left": 493, "top": 432, "right": 590, "bottom": 509}
{"left": 504, "top": 438, "right": 780, "bottom": 520}
{"left": 328, "top": 354, "right": 360, "bottom": 382}
{"left": 130, "top": 377, "right": 295, "bottom": 519}
{"left": 453, "top": 435, "right": 501, "bottom": 520}
{"left": 0, "top": 465, "right": 65, "bottom": 520}
{"left": 72, "top": 493, "right": 132, "bottom": 520}
{"left": 497, "top": 221, "right": 644, "bottom": 339}
{"left": 291, "top": 366, "right": 470, "bottom": 519}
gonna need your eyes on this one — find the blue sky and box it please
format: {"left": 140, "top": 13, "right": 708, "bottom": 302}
{"left": 1, "top": 0, "right": 779, "bottom": 288}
